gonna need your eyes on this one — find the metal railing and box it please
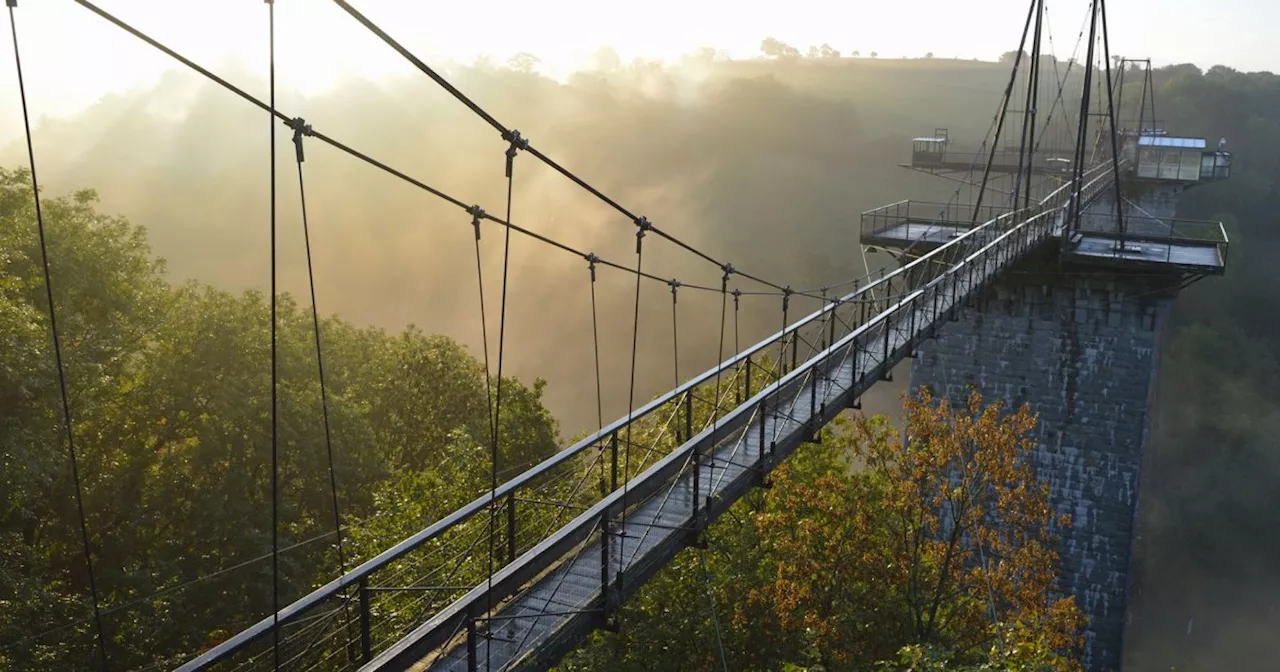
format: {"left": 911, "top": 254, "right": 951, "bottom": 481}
{"left": 1069, "top": 213, "right": 1229, "bottom": 271}
{"left": 911, "top": 149, "right": 1076, "bottom": 174}
{"left": 181, "top": 163, "right": 1116, "bottom": 671}
{"left": 859, "top": 199, "right": 1015, "bottom": 241}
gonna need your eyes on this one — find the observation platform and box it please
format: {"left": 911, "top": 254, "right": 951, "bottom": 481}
{"left": 1062, "top": 213, "right": 1228, "bottom": 275}
{"left": 907, "top": 134, "right": 1074, "bottom": 176}
{"left": 860, "top": 199, "right": 1013, "bottom": 253}
{"left": 861, "top": 202, "right": 1228, "bottom": 276}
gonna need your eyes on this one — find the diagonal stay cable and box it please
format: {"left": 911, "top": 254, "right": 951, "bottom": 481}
{"left": 7, "top": 1, "right": 108, "bottom": 667}
{"left": 288, "top": 117, "right": 357, "bottom": 665}
{"left": 485, "top": 130, "right": 521, "bottom": 669}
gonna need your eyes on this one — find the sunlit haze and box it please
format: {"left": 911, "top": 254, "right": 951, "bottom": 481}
{"left": 0, "top": 0, "right": 1275, "bottom": 145}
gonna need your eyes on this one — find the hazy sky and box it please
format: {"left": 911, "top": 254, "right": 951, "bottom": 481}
{"left": 0, "top": 0, "right": 1274, "bottom": 145}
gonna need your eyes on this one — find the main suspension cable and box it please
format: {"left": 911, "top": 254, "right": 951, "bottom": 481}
{"left": 329, "top": 0, "right": 797, "bottom": 295}
{"left": 69, "top": 1, "right": 823, "bottom": 307}
{"left": 7, "top": 1, "right": 108, "bottom": 667}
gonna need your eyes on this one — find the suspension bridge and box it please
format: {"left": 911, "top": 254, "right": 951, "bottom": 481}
{"left": 4, "top": 1, "right": 1233, "bottom": 671}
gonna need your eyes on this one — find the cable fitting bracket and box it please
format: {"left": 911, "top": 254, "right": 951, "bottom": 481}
{"left": 469, "top": 205, "right": 486, "bottom": 240}
{"left": 633, "top": 217, "right": 651, "bottom": 253}
{"left": 290, "top": 117, "right": 313, "bottom": 163}
{"left": 504, "top": 130, "right": 528, "bottom": 177}
{"left": 669, "top": 278, "right": 681, "bottom": 301}
{"left": 585, "top": 253, "right": 599, "bottom": 281}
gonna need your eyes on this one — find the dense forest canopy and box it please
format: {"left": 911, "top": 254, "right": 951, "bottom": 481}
{"left": 1, "top": 48, "right": 1277, "bottom": 670}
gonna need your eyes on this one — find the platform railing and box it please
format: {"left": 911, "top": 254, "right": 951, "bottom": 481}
{"left": 859, "top": 199, "right": 1015, "bottom": 241}
{"left": 1070, "top": 213, "right": 1229, "bottom": 270}
{"left": 910, "top": 148, "right": 1077, "bottom": 174}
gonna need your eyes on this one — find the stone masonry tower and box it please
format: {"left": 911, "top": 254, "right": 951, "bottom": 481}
{"left": 905, "top": 132, "right": 1231, "bottom": 670}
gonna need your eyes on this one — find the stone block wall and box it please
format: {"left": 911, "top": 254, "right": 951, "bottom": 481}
{"left": 910, "top": 254, "right": 1180, "bottom": 671}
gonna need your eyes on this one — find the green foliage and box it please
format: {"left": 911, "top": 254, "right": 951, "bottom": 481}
{"left": 558, "top": 393, "right": 1082, "bottom": 671}
{"left": 0, "top": 167, "right": 559, "bottom": 669}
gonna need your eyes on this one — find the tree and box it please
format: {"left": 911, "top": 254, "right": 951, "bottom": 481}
{"left": 761, "top": 37, "right": 801, "bottom": 60}
{"left": 808, "top": 44, "right": 841, "bottom": 59}
{"left": 560, "top": 391, "right": 1083, "bottom": 670}
{"left": 852, "top": 50, "right": 862, "bottom": 57}
{"left": 506, "top": 52, "right": 541, "bottom": 73}
{"left": 0, "top": 168, "right": 561, "bottom": 669}
{"left": 1000, "top": 50, "right": 1028, "bottom": 64}
{"left": 870, "top": 51, "right": 879, "bottom": 59}
{"left": 589, "top": 47, "right": 622, "bottom": 73}
{"left": 925, "top": 52, "right": 936, "bottom": 59}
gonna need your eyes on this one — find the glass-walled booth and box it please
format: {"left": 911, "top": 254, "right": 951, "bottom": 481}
{"left": 911, "top": 130, "right": 949, "bottom": 167}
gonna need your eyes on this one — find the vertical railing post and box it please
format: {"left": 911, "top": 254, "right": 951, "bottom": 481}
{"left": 932, "top": 282, "right": 940, "bottom": 328}
{"left": 852, "top": 334, "right": 860, "bottom": 382}
{"left": 358, "top": 578, "right": 372, "bottom": 663}
{"left": 758, "top": 396, "right": 767, "bottom": 459}
{"left": 684, "top": 392, "right": 693, "bottom": 443}
{"left": 736, "top": 359, "right": 743, "bottom": 405}
{"left": 908, "top": 294, "right": 917, "bottom": 355}
{"left": 829, "top": 301, "right": 838, "bottom": 348}
{"left": 600, "top": 511, "right": 611, "bottom": 618}
{"left": 506, "top": 493, "right": 516, "bottom": 564}
{"left": 745, "top": 354, "right": 753, "bottom": 401}
{"left": 791, "top": 331, "right": 798, "bottom": 371}
{"left": 466, "top": 614, "right": 477, "bottom": 671}
{"left": 691, "top": 434, "right": 701, "bottom": 523}
{"left": 807, "top": 354, "right": 821, "bottom": 444}
{"left": 950, "top": 264, "right": 958, "bottom": 318}
{"left": 882, "top": 311, "right": 891, "bottom": 365}
{"left": 609, "top": 432, "right": 618, "bottom": 493}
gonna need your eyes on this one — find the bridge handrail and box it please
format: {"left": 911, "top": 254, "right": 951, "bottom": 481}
{"left": 369, "top": 165, "right": 1109, "bottom": 668}
{"left": 182, "top": 161, "right": 1115, "bottom": 669}
{"left": 860, "top": 199, "right": 1018, "bottom": 239}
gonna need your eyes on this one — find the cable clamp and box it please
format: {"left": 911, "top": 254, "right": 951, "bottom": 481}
{"left": 504, "top": 130, "right": 528, "bottom": 177}
{"left": 585, "top": 253, "right": 599, "bottom": 281}
{"left": 721, "top": 263, "right": 735, "bottom": 279}
{"left": 668, "top": 278, "right": 681, "bottom": 301}
{"left": 633, "top": 216, "right": 651, "bottom": 253}
{"left": 782, "top": 285, "right": 793, "bottom": 312}
{"left": 503, "top": 129, "right": 529, "bottom": 151}
{"left": 469, "top": 205, "right": 486, "bottom": 240}
{"left": 290, "top": 117, "right": 313, "bottom": 163}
